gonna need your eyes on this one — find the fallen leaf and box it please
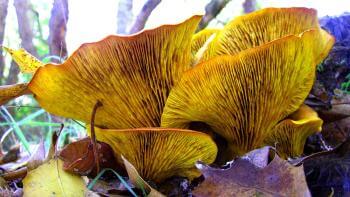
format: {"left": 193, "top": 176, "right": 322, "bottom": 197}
{"left": 59, "top": 137, "right": 119, "bottom": 176}
{"left": 122, "top": 156, "right": 165, "bottom": 197}
{"left": 27, "top": 131, "right": 59, "bottom": 170}
{"left": 302, "top": 138, "right": 350, "bottom": 196}
{"left": 2, "top": 47, "right": 43, "bottom": 73}
{"left": 0, "top": 188, "right": 22, "bottom": 197}
{"left": 0, "top": 145, "right": 20, "bottom": 165}
{"left": 1, "top": 167, "right": 27, "bottom": 181}
{"left": 26, "top": 140, "right": 46, "bottom": 170}
{"left": 322, "top": 117, "right": 350, "bottom": 146}
{"left": 332, "top": 89, "right": 350, "bottom": 105}
{"left": 157, "top": 177, "right": 191, "bottom": 196}
{"left": 22, "top": 159, "right": 86, "bottom": 196}
{"left": 318, "top": 104, "right": 350, "bottom": 124}
{"left": 0, "top": 177, "right": 7, "bottom": 188}
{"left": 84, "top": 178, "right": 128, "bottom": 196}
{"left": 244, "top": 146, "right": 270, "bottom": 168}
{"left": 193, "top": 147, "right": 310, "bottom": 197}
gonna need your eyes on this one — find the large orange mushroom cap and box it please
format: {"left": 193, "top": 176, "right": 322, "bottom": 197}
{"left": 26, "top": 16, "right": 201, "bottom": 129}
{"left": 161, "top": 29, "right": 334, "bottom": 160}
{"left": 265, "top": 104, "right": 323, "bottom": 159}
{"left": 92, "top": 127, "right": 218, "bottom": 183}
{"left": 200, "top": 7, "right": 320, "bottom": 61}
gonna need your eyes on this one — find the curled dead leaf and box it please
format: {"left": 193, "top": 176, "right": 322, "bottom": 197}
{"left": 26, "top": 140, "right": 46, "bottom": 170}
{"left": 0, "top": 145, "right": 20, "bottom": 165}
{"left": 297, "top": 138, "right": 350, "bottom": 196}
{"left": 193, "top": 147, "right": 311, "bottom": 197}
{"left": 59, "top": 137, "right": 120, "bottom": 176}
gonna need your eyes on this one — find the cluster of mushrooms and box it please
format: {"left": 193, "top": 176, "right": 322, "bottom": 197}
{"left": 1, "top": 7, "right": 334, "bottom": 184}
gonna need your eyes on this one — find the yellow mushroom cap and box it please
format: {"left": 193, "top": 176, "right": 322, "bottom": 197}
{"left": 27, "top": 15, "right": 201, "bottom": 129}
{"left": 161, "top": 29, "right": 334, "bottom": 161}
{"left": 265, "top": 104, "right": 323, "bottom": 159}
{"left": 201, "top": 7, "right": 320, "bottom": 62}
{"left": 93, "top": 127, "right": 218, "bottom": 183}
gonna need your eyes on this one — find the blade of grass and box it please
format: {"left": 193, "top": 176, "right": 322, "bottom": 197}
{"left": 42, "top": 55, "right": 64, "bottom": 63}
{"left": 0, "top": 109, "right": 47, "bottom": 151}
{"left": 87, "top": 168, "right": 137, "bottom": 197}
{"left": 16, "top": 109, "right": 46, "bottom": 125}
{"left": 45, "top": 112, "right": 53, "bottom": 151}
{"left": 1, "top": 108, "right": 46, "bottom": 154}
{"left": 0, "top": 109, "right": 18, "bottom": 143}
{"left": 0, "top": 121, "right": 66, "bottom": 127}
{"left": 1, "top": 106, "right": 31, "bottom": 154}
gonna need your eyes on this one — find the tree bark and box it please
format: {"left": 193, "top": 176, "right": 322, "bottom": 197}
{"left": 128, "top": 0, "right": 161, "bottom": 34}
{"left": 242, "top": 0, "right": 257, "bottom": 14}
{"left": 0, "top": 0, "right": 9, "bottom": 84}
{"left": 48, "top": 0, "right": 68, "bottom": 63}
{"left": 6, "top": 0, "right": 38, "bottom": 85}
{"left": 117, "top": 0, "right": 133, "bottom": 34}
{"left": 197, "top": 0, "right": 230, "bottom": 31}
{"left": 14, "top": 0, "right": 38, "bottom": 57}
{"left": 5, "top": 61, "right": 20, "bottom": 85}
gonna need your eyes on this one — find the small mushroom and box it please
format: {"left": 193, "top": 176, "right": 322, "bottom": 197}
{"left": 92, "top": 127, "right": 218, "bottom": 183}
{"left": 161, "top": 29, "right": 334, "bottom": 161}
{"left": 265, "top": 104, "right": 323, "bottom": 159}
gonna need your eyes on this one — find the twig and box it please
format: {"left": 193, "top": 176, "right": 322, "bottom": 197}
{"left": 292, "top": 137, "right": 350, "bottom": 166}
{"left": 48, "top": 0, "right": 68, "bottom": 63}
{"left": 197, "top": 0, "right": 231, "bottom": 31}
{"left": 128, "top": 0, "right": 161, "bottom": 34}
{"left": 90, "top": 101, "right": 103, "bottom": 174}
{"left": 0, "top": 0, "right": 9, "bottom": 83}
{"left": 31, "top": 8, "right": 47, "bottom": 45}
{"left": 242, "top": 0, "right": 257, "bottom": 14}
{"left": 2, "top": 167, "right": 27, "bottom": 181}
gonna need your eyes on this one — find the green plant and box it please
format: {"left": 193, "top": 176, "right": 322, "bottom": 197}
{"left": 341, "top": 73, "right": 350, "bottom": 93}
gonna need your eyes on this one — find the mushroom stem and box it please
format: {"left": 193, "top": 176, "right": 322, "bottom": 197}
{"left": 90, "top": 100, "right": 103, "bottom": 173}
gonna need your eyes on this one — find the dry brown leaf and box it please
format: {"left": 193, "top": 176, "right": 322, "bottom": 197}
{"left": 322, "top": 117, "right": 350, "bottom": 146}
{"left": 193, "top": 147, "right": 311, "bottom": 197}
{"left": 59, "top": 137, "right": 119, "bottom": 176}
{"left": 302, "top": 138, "right": 350, "bottom": 196}
{"left": 0, "top": 145, "right": 20, "bottom": 165}
{"left": 26, "top": 140, "right": 46, "bottom": 170}
{"left": 27, "top": 132, "right": 58, "bottom": 170}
